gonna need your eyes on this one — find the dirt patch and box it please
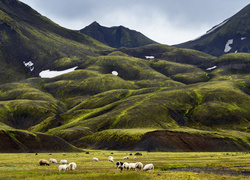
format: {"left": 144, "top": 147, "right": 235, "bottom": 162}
{"left": 0, "top": 130, "right": 82, "bottom": 153}
{"left": 133, "top": 130, "right": 249, "bottom": 152}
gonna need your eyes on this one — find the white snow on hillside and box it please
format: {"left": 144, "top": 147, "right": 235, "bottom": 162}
{"left": 145, "top": 56, "right": 154, "bottom": 59}
{"left": 23, "top": 61, "right": 34, "bottom": 72}
{"left": 112, "top": 71, "right": 118, "bottom": 76}
{"left": 224, "top": 39, "right": 233, "bottom": 53}
{"left": 206, "top": 66, "right": 217, "bottom": 71}
{"left": 39, "top": 66, "right": 78, "bottom": 78}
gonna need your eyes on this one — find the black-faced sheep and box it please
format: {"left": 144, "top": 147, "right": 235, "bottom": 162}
{"left": 39, "top": 159, "right": 50, "bottom": 166}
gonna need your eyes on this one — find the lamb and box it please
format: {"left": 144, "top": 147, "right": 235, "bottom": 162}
{"left": 69, "top": 162, "right": 77, "bottom": 171}
{"left": 143, "top": 163, "right": 154, "bottom": 172}
{"left": 135, "top": 162, "right": 143, "bottom": 171}
{"left": 93, "top": 157, "right": 99, "bottom": 162}
{"left": 49, "top": 158, "right": 57, "bottom": 164}
{"left": 60, "top": 160, "right": 67, "bottom": 164}
{"left": 108, "top": 156, "right": 114, "bottom": 163}
{"left": 39, "top": 159, "right": 50, "bottom": 166}
{"left": 58, "top": 164, "right": 69, "bottom": 172}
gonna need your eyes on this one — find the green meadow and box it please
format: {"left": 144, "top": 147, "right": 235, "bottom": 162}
{"left": 0, "top": 151, "right": 250, "bottom": 180}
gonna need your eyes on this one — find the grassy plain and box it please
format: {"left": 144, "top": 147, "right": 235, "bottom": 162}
{"left": 0, "top": 151, "right": 249, "bottom": 180}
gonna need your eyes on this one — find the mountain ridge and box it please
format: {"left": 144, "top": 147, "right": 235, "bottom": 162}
{"left": 175, "top": 3, "right": 250, "bottom": 56}
{"left": 79, "top": 21, "right": 157, "bottom": 48}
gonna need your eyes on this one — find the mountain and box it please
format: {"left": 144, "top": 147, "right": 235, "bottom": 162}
{"left": 176, "top": 4, "right": 250, "bottom": 57}
{"left": 79, "top": 21, "right": 157, "bottom": 48}
{"left": 0, "top": 0, "right": 250, "bottom": 152}
{"left": 0, "top": 0, "right": 112, "bottom": 84}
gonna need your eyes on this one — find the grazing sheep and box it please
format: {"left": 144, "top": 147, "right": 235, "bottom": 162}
{"left": 143, "top": 163, "right": 154, "bottom": 172}
{"left": 128, "top": 163, "right": 136, "bottom": 171}
{"left": 58, "top": 164, "right": 69, "bottom": 172}
{"left": 123, "top": 162, "right": 129, "bottom": 170}
{"left": 69, "top": 162, "right": 77, "bottom": 171}
{"left": 39, "top": 159, "right": 50, "bottom": 166}
{"left": 123, "top": 156, "right": 129, "bottom": 159}
{"left": 108, "top": 156, "right": 114, "bottom": 163}
{"left": 134, "top": 156, "right": 137, "bottom": 159}
{"left": 93, "top": 157, "right": 99, "bottom": 162}
{"left": 60, "top": 160, "right": 67, "bottom": 164}
{"left": 116, "top": 161, "right": 124, "bottom": 170}
{"left": 49, "top": 158, "right": 57, "bottom": 164}
{"left": 135, "top": 162, "right": 143, "bottom": 171}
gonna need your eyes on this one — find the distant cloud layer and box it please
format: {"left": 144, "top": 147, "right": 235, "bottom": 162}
{"left": 20, "top": 0, "right": 249, "bottom": 45}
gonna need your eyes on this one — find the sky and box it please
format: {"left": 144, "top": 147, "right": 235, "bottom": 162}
{"left": 19, "top": 0, "right": 249, "bottom": 45}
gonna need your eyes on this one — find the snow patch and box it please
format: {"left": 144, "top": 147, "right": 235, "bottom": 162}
{"left": 145, "top": 56, "right": 154, "bottom": 59}
{"left": 206, "top": 66, "right": 217, "bottom": 71}
{"left": 224, "top": 39, "right": 233, "bottom": 53}
{"left": 39, "top": 66, "right": 78, "bottom": 78}
{"left": 23, "top": 61, "right": 34, "bottom": 72}
{"left": 206, "top": 19, "right": 229, "bottom": 35}
{"left": 112, "top": 71, "right": 118, "bottom": 76}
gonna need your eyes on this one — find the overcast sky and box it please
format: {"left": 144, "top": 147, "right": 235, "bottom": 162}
{"left": 20, "top": 0, "right": 249, "bottom": 45}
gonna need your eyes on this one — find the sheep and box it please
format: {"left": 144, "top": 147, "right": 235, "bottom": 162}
{"left": 128, "top": 163, "right": 136, "bottom": 171}
{"left": 49, "top": 158, "right": 57, "bottom": 164}
{"left": 93, "top": 157, "right": 99, "bottom": 162}
{"left": 143, "top": 163, "right": 154, "bottom": 172}
{"left": 135, "top": 162, "right": 143, "bottom": 171}
{"left": 123, "top": 156, "right": 129, "bottom": 159}
{"left": 134, "top": 156, "right": 137, "bottom": 159}
{"left": 39, "top": 159, "right": 50, "bottom": 166}
{"left": 58, "top": 164, "right": 69, "bottom": 172}
{"left": 123, "top": 162, "right": 129, "bottom": 170}
{"left": 116, "top": 161, "right": 124, "bottom": 170}
{"left": 108, "top": 156, "right": 114, "bottom": 163}
{"left": 69, "top": 162, "right": 77, "bottom": 171}
{"left": 60, "top": 160, "right": 67, "bottom": 164}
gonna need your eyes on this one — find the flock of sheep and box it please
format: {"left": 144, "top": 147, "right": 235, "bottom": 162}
{"left": 38, "top": 155, "right": 154, "bottom": 173}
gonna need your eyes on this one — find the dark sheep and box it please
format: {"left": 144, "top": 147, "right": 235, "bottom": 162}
{"left": 39, "top": 159, "right": 50, "bottom": 166}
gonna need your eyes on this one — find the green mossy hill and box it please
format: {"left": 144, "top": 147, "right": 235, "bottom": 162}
{"left": 0, "top": 0, "right": 112, "bottom": 84}
{"left": 120, "top": 44, "right": 216, "bottom": 66}
{"left": 0, "top": 129, "right": 81, "bottom": 153}
{"left": 176, "top": 4, "right": 250, "bottom": 56}
{"left": 80, "top": 21, "right": 157, "bottom": 48}
{"left": 0, "top": 80, "right": 66, "bottom": 129}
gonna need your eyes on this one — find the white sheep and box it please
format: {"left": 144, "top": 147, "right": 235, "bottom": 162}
{"left": 108, "top": 156, "right": 114, "bottom": 163}
{"left": 58, "top": 164, "right": 69, "bottom": 172}
{"left": 123, "top": 162, "right": 129, "bottom": 170}
{"left": 128, "top": 163, "right": 136, "bottom": 171}
{"left": 69, "top": 162, "right": 77, "bottom": 171}
{"left": 135, "top": 162, "right": 143, "bottom": 171}
{"left": 49, "top": 158, "right": 57, "bottom": 164}
{"left": 93, "top": 157, "right": 99, "bottom": 162}
{"left": 134, "top": 156, "right": 137, "bottom": 159}
{"left": 60, "top": 160, "right": 68, "bottom": 164}
{"left": 143, "top": 163, "right": 154, "bottom": 172}
{"left": 123, "top": 156, "right": 129, "bottom": 159}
